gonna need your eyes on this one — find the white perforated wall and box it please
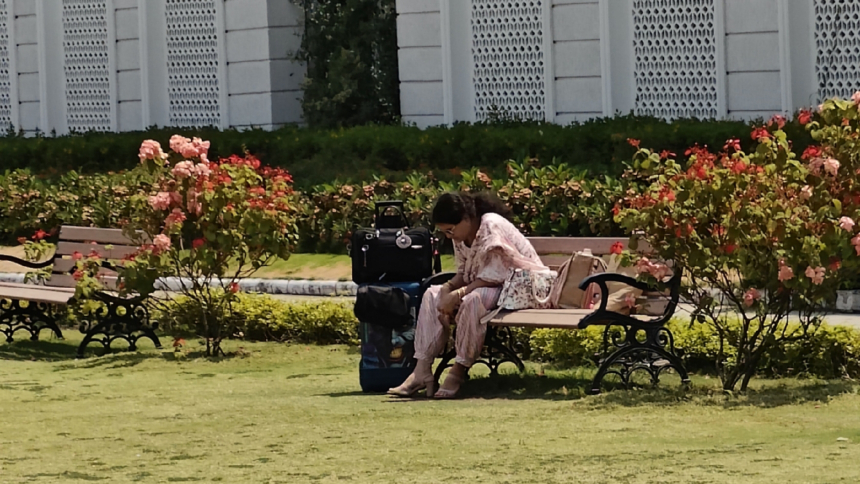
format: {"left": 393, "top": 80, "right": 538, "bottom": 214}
{"left": 470, "top": 0, "right": 547, "bottom": 122}
{"left": 63, "top": 0, "right": 112, "bottom": 132}
{"left": 0, "top": 0, "right": 12, "bottom": 132}
{"left": 165, "top": 0, "right": 222, "bottom": 127}
{"left": 814, "top": 0, "right": 860, "bottom": 102}
{"left": 632, "top": 0, "right": 718, "bottom": 119}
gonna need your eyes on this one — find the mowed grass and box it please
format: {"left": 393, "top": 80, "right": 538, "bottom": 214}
{"left": 2, "top": 333, "right": 860, "bottom": 483}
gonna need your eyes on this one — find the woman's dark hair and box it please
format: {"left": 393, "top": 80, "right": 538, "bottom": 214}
{"left": 431, "top": 191, "right": 513, "bottom": 225}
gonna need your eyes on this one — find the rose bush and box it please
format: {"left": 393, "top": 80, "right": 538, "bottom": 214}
{"left": 616, "top": 96, "right": 860, "bottom": 391}
{"left": 113, "top": 136, "right": 299, "bottom": 355}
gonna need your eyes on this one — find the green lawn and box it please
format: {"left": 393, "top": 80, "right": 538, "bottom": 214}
{"left": 2, "top": 334, "right": 860, "bottom": 483}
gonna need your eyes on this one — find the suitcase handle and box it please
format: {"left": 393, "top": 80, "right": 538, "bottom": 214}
{"left": 374, "top": 200, "right": 410, "bottom": 229}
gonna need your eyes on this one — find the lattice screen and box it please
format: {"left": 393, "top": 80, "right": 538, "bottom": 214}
{"left": 63, "top": 0, "right": 112, "bottom": 132}
{"left": 165, "top": 0, "right": 222, "bottom": 127}
{"left": 632, "top": 0, "right": 718, "bottom": 119}
{"left": 471, "top": 0, "right": 547, "bottom": 122}
{"left": 0, "top": 0, "right": 11, "bottom": 132}
{"left": 814, "top": 0, "right": 860, "bottom": 102}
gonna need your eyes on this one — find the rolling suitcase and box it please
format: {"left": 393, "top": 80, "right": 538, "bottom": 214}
{"left": 356, "top": 281, "right": 423, "bottom": 392}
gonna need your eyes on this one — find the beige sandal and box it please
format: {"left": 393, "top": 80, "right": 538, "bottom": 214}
{"left": 387, "top": 373, "right": 434, "bottom": 398}
{"left": 434, "top": 371, "right": 465, "bottom": 399}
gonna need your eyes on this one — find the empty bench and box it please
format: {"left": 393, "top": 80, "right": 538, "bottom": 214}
{"left": 425, "top": 237, "right": 689, "bottom": 394}
{"left": 0, "top": 226, "right": 161, "bottom": 357}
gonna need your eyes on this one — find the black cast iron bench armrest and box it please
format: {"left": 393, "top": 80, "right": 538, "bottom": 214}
{"left": 577, "top": 270, "right": 682, "bottom": 328}
{"left": 0, "top": 254, "right": 54, "bottom": 270}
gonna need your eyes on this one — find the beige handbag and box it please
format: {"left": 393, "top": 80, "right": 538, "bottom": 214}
{"left": 549, "top": 249, "right": 607, "bottom": 309}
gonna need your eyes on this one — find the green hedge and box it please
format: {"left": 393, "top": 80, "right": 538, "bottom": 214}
{"left": 153, "top": 296, "right": 860, "bottom": 381}
{"left": 0, "top": 115, "right": 814, "bottom": 188}
{"left": 528, "top": 320, "right": 860, "bottom": 380}
{"left": 155, "top": 294, "right": 359, "bottom": 346}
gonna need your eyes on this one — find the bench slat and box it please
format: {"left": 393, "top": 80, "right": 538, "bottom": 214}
{"left": 45, "top": 274, "right": 120, "bottom": 290}
{"left": 55, "top": 242, "right": 139, "bottom": 260}
{"left": 528, "top": 237, "right": 651, "bottom": 256}
{"left": 52, "top": 258, "right": 119, "bottom": 276}
{"left": 59, "top": 226, "right": 147, "bottom": 245}
{"left": 0, "top": 284, "right": 75, "bottom": 305}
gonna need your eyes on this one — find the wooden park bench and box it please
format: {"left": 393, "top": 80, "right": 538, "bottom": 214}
{"left": 424, "top": 237, "right": 689, "bottom": 394}
{"left": 0, "top": 226, "right": 161, "bottom": 357}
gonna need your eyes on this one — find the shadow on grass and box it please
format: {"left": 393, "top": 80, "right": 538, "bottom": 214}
{"left": 0, "top": 339, "right": 78, "bottom": 361}
{"left": 455, "top": 370, "right": 859, "bottom": 409}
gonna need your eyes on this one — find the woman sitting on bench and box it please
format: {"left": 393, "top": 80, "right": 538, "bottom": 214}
{"left": 388, "top": 191, "right": 548, "bottom": 399}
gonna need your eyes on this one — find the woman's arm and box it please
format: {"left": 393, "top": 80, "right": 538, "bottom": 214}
{"left": 441, "top": 274, "right": 466, "bottom": 294}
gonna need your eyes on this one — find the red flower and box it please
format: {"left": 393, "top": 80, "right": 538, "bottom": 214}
{"left": 88, "top": 249, "right": 101, "bottom": 260}
{"left": 723, "top": 138, "right": 742, "bottom": 152}
{"left": 768, "top": 114, "right": 786, "bottom": 130}
{"left": 16, "top": 237, "right": 27, "bottom": 245}
{"left": 72, "top": 251, "right": 83, "bottom": 261}
{"left": 192, "top": 238, "right": 205, "bottom": 249}
{"left": 659, "top": 150, "right": 676, "bottom": 160}
{"left": 798, "top": 110, "right": 812, "bottom": 125}
{"left": 229, "top": 282, "right": 240, "bottom": 294}
{"left": 32, "top": 229, "right": 47, "bottom": 241}
{"left": 627, "top": 138, "right": 641, "bottom": 148}
{"left": 611, "top": 205, "right": 620, "bottom": 216}
{"left": 731, "top": 160, "right": 747, "bottom": 175}
{"left": 801, "top": 146, "right": 822, "bottom": 160}
{"left": 843, "top": 118, "right": 851, "bottom": 127}
{"left": 72, "top": 270, "right": 84, "bottom": 281}
{"left": 829, "top": 258, "right": 842, "bottom": 271}
{"left": 173, "top": 337, "right": 187, "bottom": 348}
{"left": 724, "top": 244, "right": 737, "bottom": 254}
{"left": 751, "top": 127, "right": 771, "bottom": 141}
{"left": 610, "top": 242, "right": 624, "bottom": 255}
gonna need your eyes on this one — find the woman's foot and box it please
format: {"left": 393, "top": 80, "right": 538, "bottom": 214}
{"left": 387, "top": 372, "right": 429, "bottom": 397}
{"left": 434, "top": 364, "right": 467, "bottom": 399}
{"left": 388, "top": 359, "right": 434, "bottom": 398}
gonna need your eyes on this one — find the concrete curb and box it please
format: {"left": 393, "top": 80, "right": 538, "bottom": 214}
{"left": 0, "top": 273, "right": 357, "bottom": 297}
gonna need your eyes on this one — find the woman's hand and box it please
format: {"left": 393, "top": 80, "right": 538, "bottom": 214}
{"left": 437, "top": 290, "right": 462, "bottom": 319}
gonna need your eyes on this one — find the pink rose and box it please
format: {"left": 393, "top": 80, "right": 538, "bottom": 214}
{"left": 808, "top": 158, "right": 824, "bottom": 176}
{"left": 624, "top": 292, "right": 637, "bottom": 309}
{"left": 852, "top": 234, "right": 860, "bottom": 256}
{"left": 840, "top": 217, "right": 856, "bottom": 231}
{"left": 139, "top": 139, "right": 165, "bottom": 162}
{"left": 170, "top": 135, "right": 191, "bottom": 153}
{"left": 800, "top": 185, "right": 813, "bottom": 200}
{"left": 193, "top": 163, "right": 211, "bottom": 177}
{"left": 853, "top": 91, "right": 860, "bottom": 106}
{"left": 824, "top": 158, "right": 840, "bottom": 176}
{"left": 805, "top": 266, "right": 825, "bottom": 285}
{"left": 148, "top": 192, "right": 172, "bottom": 211}
{"left": 177, "top": 143, "right": 195, "bottom": 159}
{"left": 743, "top": 288, "right": 761, "bottom": 307}
{"left": 154, "top": 234, "right": 171, "bottom": 252}
{"left": 191, "top": 137, "right": 210, "bottom": 157}
{"left": 778, "top": 260, "right": 794, "bottom": 282}
{"left": 164, "top": 208, "right": 186, "bottom": 228}
{"left": 172, "top": 160, "right": 195, "bottom": 179}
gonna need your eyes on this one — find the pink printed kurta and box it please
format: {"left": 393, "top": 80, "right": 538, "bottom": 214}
{"left": 413, "top": 213, "right": 547, "bottom": 367}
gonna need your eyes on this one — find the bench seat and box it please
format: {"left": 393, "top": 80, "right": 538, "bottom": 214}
{"left": 489, "top": 308, "right": 657, "bottom": 329}
{"left": 0, "top": 282, "right": 76, "bottom": 306}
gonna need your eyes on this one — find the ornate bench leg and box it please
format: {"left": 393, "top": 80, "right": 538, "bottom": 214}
{"left": 589, "top": 325, "right": 690, "bottom": 395}
{"left": 76, "top": 298, "right": 161, "bottom": 358}
{"left": 0, "top": 299, "right": 64, "bottom": 343}
{"left": 483, "top": 326, "right": 525, "bottom": 376}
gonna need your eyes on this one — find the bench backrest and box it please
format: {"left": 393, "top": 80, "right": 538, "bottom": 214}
{"left": 47, "top": 226, "right": 141, "bottom": 289}
{"left": 527, "top": 237, "right": 650, "bottom": 270}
